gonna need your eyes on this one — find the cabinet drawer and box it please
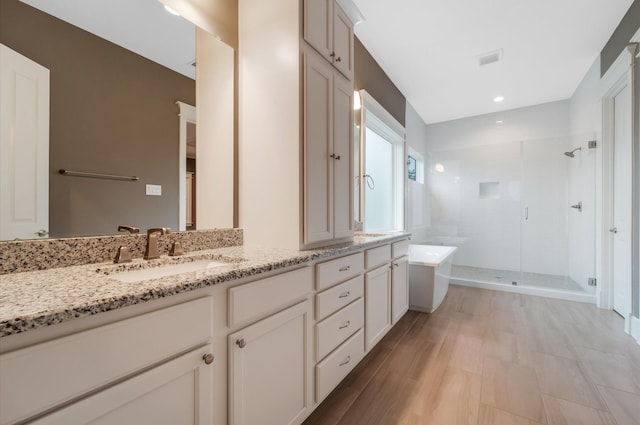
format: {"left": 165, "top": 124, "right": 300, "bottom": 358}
{"left": 315, "top": 329, "right": 364, "bottom": 403}
{"left": 365, "top": 244, "right": 391, "bottom": 269}
{"left": 316, "top": 252, "right": 364, "bottom": 291}
{"left": 315, "top": 298, "right": 364, "bottom": 361}
{"left": 392, "top": 239, "right": 410, "bottom": 258}
{"left": 0, "top": 297, "right": 213, "bottom": 425}
{"left": 228, "top": 267, "right": 312, "bottom": 328}
{"left": 315, "top": 274, "right": 363, "bottom": 320}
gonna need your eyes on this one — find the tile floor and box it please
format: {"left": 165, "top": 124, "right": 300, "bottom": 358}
{"left": 303, "top": 285, "right": 640, "bottom": 425}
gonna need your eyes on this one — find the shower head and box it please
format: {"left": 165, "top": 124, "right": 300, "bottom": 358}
{"left": 564, "top": 147, "right": 582, "bottom": 158}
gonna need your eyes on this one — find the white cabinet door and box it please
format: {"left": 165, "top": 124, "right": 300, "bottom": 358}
{"left": 332, "top": 3, "right": 354, "bottom": 80}
{"left": 303, "top": 50, "right": 334, "bottom": 245}
{"left": 391, "top": 256, "right": 409, "bottom": 324}
{"left": 229, "top": 300, "right": 313, "bottom": 425}
{"left": 365, "top": 264, "right": 392, "bottom": 352}
{"left": 332, "top": 73, "right": 354, "bottom": 239}
{"left": 303, "top": 0, "right": 332, "bottom": 61}
{"left": 32, "top": 345, "right": 214, "bottom": 425}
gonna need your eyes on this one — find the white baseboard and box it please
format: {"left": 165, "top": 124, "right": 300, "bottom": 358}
{"left": 631, "top": 315, "right": 640, "bottom": 345}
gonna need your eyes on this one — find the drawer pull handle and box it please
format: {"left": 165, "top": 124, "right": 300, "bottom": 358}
{"left": 339, "top": 356, "right": 351, "bottom": 366}
{"left": 339, "top": 321, "right": 351, "bottom": 330}
{"left": 339, "top": 291, "right": 351, "bottom": 299}
{"left": 236, "top": 338, "right": 246, "bottom": 349}
{"left": 203, "top": 353, "right": 215, "bottom": 365}
{"left": 339, "top": 265, "right": 351, "bottom": 272}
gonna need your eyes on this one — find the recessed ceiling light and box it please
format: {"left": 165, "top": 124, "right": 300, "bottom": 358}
{"left": 164, "top": 5, "right": 181, "bottom": 16}
{"left": 496, "top": 120, "right": 503, "bottom": 124}
{"left": 493, "top": 96, "right": 504, "bottom": 103}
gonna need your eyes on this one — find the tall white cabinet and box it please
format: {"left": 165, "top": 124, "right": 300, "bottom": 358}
{"left": 239, "top": 0, "right": 355, "bottom": 250}
{"left": 303, "top": 51, "right": 354, "bottom": 244}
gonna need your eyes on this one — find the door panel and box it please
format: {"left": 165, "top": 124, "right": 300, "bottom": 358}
{"left": 612, "top": 83, "right": 632, "bottom": 318}
{"left": 0, "top": 44, "right": 49, "bottom": 240}
{"left": 303, "top": 52, "right": 334, "bottom": 244}
{"left": 333, "top": 75, "right": 354, "bottom": 239}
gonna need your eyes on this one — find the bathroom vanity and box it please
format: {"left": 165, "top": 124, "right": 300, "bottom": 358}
{"left": 0, "top": 232, "right": 410, "bottom": 425}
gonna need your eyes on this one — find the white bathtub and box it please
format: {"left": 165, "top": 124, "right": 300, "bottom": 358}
{"left": 408, "top": 244, "right": 458, "bottom": 313}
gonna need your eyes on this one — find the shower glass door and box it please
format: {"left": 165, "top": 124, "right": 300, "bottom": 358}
{"left": 520, "top": 136, "right": 596, "bottom": 294}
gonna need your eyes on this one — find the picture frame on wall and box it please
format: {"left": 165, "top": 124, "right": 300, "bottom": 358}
{"left": 408, "top": 155, "right": 416, "bottom": 181}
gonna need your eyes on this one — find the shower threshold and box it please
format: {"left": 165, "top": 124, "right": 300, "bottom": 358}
{"left": 450, "top": 265, "right": 596, "bottom": 304}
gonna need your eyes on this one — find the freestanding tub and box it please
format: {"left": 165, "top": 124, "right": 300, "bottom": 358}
{"left": 408, "top": 244, "right": 458, "bottom": 313}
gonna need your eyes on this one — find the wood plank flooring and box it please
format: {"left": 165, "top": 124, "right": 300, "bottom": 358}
{"left": 303, "top": 285, "right": 640, "bottom": 425}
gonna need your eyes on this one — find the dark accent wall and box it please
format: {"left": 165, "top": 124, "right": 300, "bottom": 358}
{"left": 601, "top": 0, "right": 640, "bottom": 76}
{"left": 354, "top": 37, "right": 406, "bottom": 126}
{"left": 0, "top": 0, "right": 195, "bottom": 238}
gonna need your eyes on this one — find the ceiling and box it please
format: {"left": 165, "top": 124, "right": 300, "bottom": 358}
{"left": 352, "top": 0, "right": 635, "bottom": 124}
{"left": 20, "top": 0, "right": 196, "bottom": 79}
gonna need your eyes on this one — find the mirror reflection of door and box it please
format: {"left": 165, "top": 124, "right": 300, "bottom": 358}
{"left": 0, "top": 44, "right": 50, "bottom": 240}
{"left": 186, "top": 122, "right": 196, "bottom": 230}
{"left": 177, "top": 101, "right": 196, "bottom": 231}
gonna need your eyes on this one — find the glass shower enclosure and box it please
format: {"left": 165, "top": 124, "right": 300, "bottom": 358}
{"left": 426, "top": 136, "right": 596, "bottom": 299}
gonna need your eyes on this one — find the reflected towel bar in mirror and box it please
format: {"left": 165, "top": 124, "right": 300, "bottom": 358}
{"left": 59, "top": 169, "right": 140, "bottom": 181}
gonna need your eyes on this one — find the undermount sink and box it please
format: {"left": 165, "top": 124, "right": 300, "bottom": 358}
{"left": 107, "top": 260, "right": 228, "bottom": 283}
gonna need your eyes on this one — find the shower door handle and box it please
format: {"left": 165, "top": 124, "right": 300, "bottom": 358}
{"left": 609, "top": 227, "right": 618, "bottom": 234}
{"left": 524, "top": 207, "right": 528, "bottom": 220}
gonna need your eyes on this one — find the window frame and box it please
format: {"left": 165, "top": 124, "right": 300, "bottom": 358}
{"left": 356, "top": 90, "right": 407, "bottom": 233}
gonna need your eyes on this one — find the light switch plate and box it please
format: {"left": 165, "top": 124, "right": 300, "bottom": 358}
{"left": 146, "top": 184, "right": 162, "bottom": 196}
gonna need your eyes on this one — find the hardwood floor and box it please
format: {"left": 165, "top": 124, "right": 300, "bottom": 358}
{"left": 303, "top": 285, "right": 640, "bottom": 425}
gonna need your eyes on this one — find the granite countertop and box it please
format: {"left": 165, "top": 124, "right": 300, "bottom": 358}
{"left": 0, "top": 233, "right": 410, "bottom": 338}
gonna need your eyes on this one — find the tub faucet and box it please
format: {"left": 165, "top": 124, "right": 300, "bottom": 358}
{"left": 144, "top": 227, "right": 171, "bottom": 260}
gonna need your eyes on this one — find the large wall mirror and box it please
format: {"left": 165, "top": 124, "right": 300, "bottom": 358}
{"left": 0, "top": 0, "right": 235, "bottom": 241}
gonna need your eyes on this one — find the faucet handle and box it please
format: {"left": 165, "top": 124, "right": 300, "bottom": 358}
{"left": 169, "top": 241, "right": 184, "bottom": 256}
{"left": 118, "top": 225, "right": 140, "bottom": 234}
{"left": 114, "top": 246, "right": 132, "bottom": 263}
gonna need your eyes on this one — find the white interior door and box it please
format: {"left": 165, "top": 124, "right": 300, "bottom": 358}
{"left": 612, "top": 82, "right": 632, "bottom": 319}
{"left": 0, "top": 44, "right": 50, "bottom": 240}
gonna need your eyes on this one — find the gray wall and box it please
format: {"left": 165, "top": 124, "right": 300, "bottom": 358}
{"left": 601, "top": 0, "right": 640, "bottom": 76}
{"left": 354, "top": 37, "right": 406, "bottom": 126}
{"left": 0, "top": 0, "right": 196, "bottom": 237}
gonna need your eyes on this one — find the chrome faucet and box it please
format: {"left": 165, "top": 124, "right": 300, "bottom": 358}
{"left": 144, "top": 227, "right": 171, "bottom": 260}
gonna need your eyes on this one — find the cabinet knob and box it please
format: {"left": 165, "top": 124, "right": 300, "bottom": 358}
{"left": 335, "top": 56, "right": 342, "bottom": 63}
{"left": 339, "top": 356, "right": 351, "bottom": 366}
{"left": 236, "top": 338, "right": 246, "bottom": 349}
{"left": 203, "top": 353, "right": 215, "bottom": 365}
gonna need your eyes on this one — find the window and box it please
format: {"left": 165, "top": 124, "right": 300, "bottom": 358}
{"left": 355, "top": 90, "right": 406, "bottom": 233}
